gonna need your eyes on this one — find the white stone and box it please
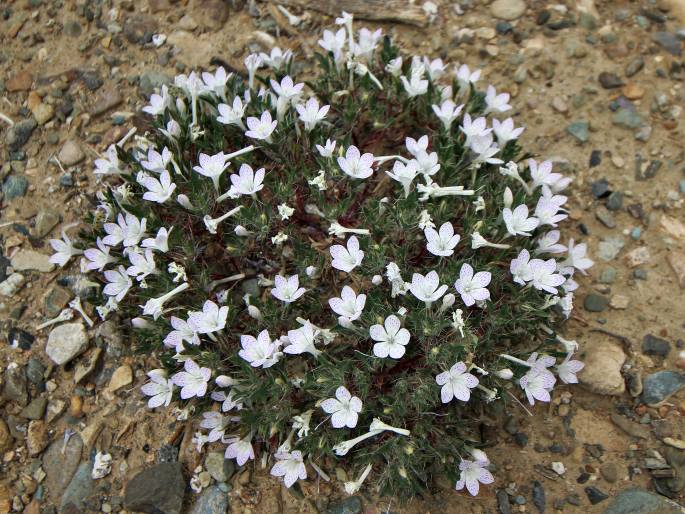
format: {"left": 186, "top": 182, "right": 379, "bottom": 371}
{"left": 10, "top": 249, "right": 55, "bottom": 273}
{"left": 0, "top": 273, "right": 25, "bottom": 296}
{"left": 490, "top": 0, "right": 527, "bottom": 20}
{"left": 579, "top": 340, "right": 626, "bottom": 395}
{"left": 46, "top": 322, "right": 89, "bottom": 365}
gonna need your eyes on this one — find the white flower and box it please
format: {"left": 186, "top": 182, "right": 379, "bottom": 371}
{"left": 535, "top": 196, "right": 568, "bottom": 227}
{"left": 386, "top": 262, "right": 409, "bottom": 298}
{"left": 535, "top": 230, "right": 567, "bottom": 255}
{"left": 140, "top": 169, "right": 176, "bottom": 204}
{"left": 103, "top": 265, "right": 132, "bottom": 302}
{"left": 271, "top": 232, "right": 288, "bottom": 246}
{"left": 353, "top": 27, "right": 382, "bottom": 61}
{"left": 126, "top": 249, "right": 157, "bottom": 282}
{"left": 188, "top": 300, "right": 229, "bottom": 334}
{"left": 484, "top": 85, "right": 511, "bottom": 114}
{"left": 163, "top": 316, "right": 200, "bottom": 352}
{"left": 520, "top": 368, "right": 556, "bottom": 406}
{"left": 202, "top": 66, "right": 230, "bottom": 98}
{"left": 432, "top": 100, "right": 464, "bottom": 130}
{"left": 245, "top": 110, "right": 277, "bottom": 142}
{"left": 385, "top": 56, "right": 403, "bottom": 76}
{"left": 211, "top": 388, "right": 242, "bottom": 413}
{"left": 94, "top": 145, "right": 125, "bottom": 176}
{"left": 49, "top": 228, "right": 83, "bottom": 267}
{"left": 102, "top": 213, "right": 147, "bottom": 248}
{"left": 160, "top": 119, "right": 181, "bottom": 140}
{"left": 455, "top": 64, "right": 481, "bottom": 91}
{"left": 330, "top": 235, "right": 364, "bottom": 273}
{"left": 228, "top": 163, "right": 265, "bottom": 197}
{"left": 409, "top": 270, "right": 448, "bottom": 305}
{"left": 560, "top": 239, "right": 594, "bottom": 275}
{"left": 141, "top": 282, "right": 189, "bottom": 319}
{"left": 529, "top": 258, "right": 565, "bottom": 294}
{"left": 270, "top": 450, "right": 306, "bottom": 488}
{"left": 400, "top": 69, "right": 428, "bottom": 97}
{"left": 271, "top": 75, "right": 304, "bottom": 102}
{"left": 369, "top": 315, "right": 410, "bottom": 359}
{"left": 492, "top": 118, "right": 524, "bottom": 145}
{"left": 460, "top": 114, "right": 491, "bottom": 146}
{"left": 278, "top": 203, "right": 294, "bottom": 220}
{"left": 315, "top": 139, "right": 336, "bottom": 158}
{"left": 200, "top": 411, "right": 232, "bottom": 442}
{"left": 224, "top": 436, "right": 255, "bottom": 466}
{"left": 559, "top": 292, "right": 574, "bottom": 318}
{"left": 406, "top": 135, "right": 428, "bottom": 156}
{"left": 386, "top": 159, "right": 419, "bottom": 197}
{"left": 141, "top": 369, "right": 174, "bottom": 408}
{"left": 84, "top": 237, "right": 116, "bottom": 271}
{"left": 203, "top": 206, "right": 242, "bottom": 234}
{"left": 423, "top": 57, "right": 447, "bottom": 80}
{"left": 503, "top": 204, "right": 539, "bottom": 237}
{"left": 455, "top": 459, "right": 494, "bottom": 496}
{"left": 528, "top": 159, "right": 565, "bottom": 191}
{"left": 510, "top": 249, "right": 533, "bottom": 286}
{"left": 285, "top": 322, "right": 322, "bottom": 358}
{"left": 260, "top": 47, "right": 293, "bottom": 70}
{"left": 425, "top": 222, "right": 460, "bottom": 257}
{"left": 141, "top": 146, "right": 172, "bottom": 174}
{"left": 271, "top": 274, "right": 306, "bottom": 303}
{"left": 338, "top": 145, "right": 374, "bottom": 179}
{"left": 217, "top": 96, "right": 247, "bottom": 129}
{"left": 296, "top": 97, "right": 330, "bottom": 131}
{"left": 193, "top": 152, "right": 229, "bottom": 191}
{"left": 244, "top": 53, "right": 263, "bottom": 89}
{"left": 318, "top": 28, "right": 346, "bottom": 63}
{"left": 435, "top": 361, "right": 479, "bottom": 403}
{"left": 328, "top": 285, "right": 366, "bottom": 322}
{"left": 418, "top": 209, "right": 435, "bottom": 230}
{"left": 469, "top": 134, "right": 503, "bottom": 166}
{"left": 171, "top": 358, "right": 211, "bottom": 399}
{"left": 320, "top": 386, "right": 363, "bottom": 428}
{"left": 454, "top": 264, "right": 491, "bottom": 307}
{"left": 143, "top": 85, "right": 171, "bottom": 116}
{"left": 141, "top": 227, "right": 171, "bottom": 253}
{"left": 414, "top": 150, "right": 441, "bottom": 176}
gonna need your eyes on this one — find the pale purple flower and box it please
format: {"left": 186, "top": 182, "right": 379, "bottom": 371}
{"left": 200, "top": 411, "right": 231, "bottom": 442}
{"left": 126, "top": 249, "right": 157, "bottom": 282}
{"left": 224, "top": 436, "right": 254, "bottom": 466}
{"left": 432, "top": 100, "right": 464, "bottom": 130}
{"left": 239, "top": 330, "right": 279, "bottom": 368}
{"left": 510, "top": 249, "right": 533, "bottom": 286}
{"left": 503, "top": 204, "right": 539, "bottom": 237}
{"left": 455, "top": 64, "right": 481, "bottom": 91}
{"left": 141, "top": 146, "right": 172, "bottom": 174}
{"left": 141, "top": 227, "right": 171, "bottom": 253}
{"left": 469, "top": 134, "right": 503, "bottom": 166}
{"left": 171, "top": 358, "right": 211, "bottom": 399}
{"left": 460, "top": 114, "right": 491, "bottom": 146}
{"left": 556, "top": 353, "right": 584, "bottom": 384}
{"left": 328, "top": 285, "right": 366, "bottom": 322}
{"left": 330, "top": 235, "right": 364, "bottom": 273}
{"left": 454, "top": 264, "right": 491, "bottom": 307}
{"left": 423, "top": 57, "right": 447, "bottom": 80}
{"left": 201, "top": 66, "right": 230, "bottom": 98}
{"left": 160, "top": 119, "right": 181, "bottom": 140}
{"left": 217, "top": 96, "right": 247, "bottom": 129}
{"left": 140, "top": 170, "right": 176, "bottom": 204}
{"left": 315, "top": 138, "right": 336, "bottom": 157}
{"left": 535, "top": 230, "right": 567, "bottom": 255}
{"left": 386, "top": 159, "right": 419, "bottom": 197}
{"left": 211, "top": 389, "right": 243, "bottom": 412}
{"left": 84, "top": 238, "right": 116, "bottom": 272}
{"left": 320, "top": 386, "right": 363, "bottom": 428}
{"left": 271, "top": 274, "right": 306, "bottom": 303}
{"left": 370, "top": 315, "right": 410, "bottom": 359}
{"left": 270, "top": 76, "right": 304, "bottom": 101}
{"left": 270, "top": 450, "right": 307, "bottom": 488}
{"left": 103, "top": 265, "right": 132, "bottom": 302}
{"left": 401, "top": 69, "right": 428, "bottom": 97}
{"left": 534, "top": 196, "right": 568, "bottom": 227}
{"left": 188, "top": 300, "right": 228, "bottom": 334}
{"left": 528, "top": 159, "right": 565, "bottom": 191}
{"left": 484, "top": 85, "right": 511, "bottom": 114}
{"left": 245, "top": 111, "right": 277, "bottom": 142}
{"left": 141, "top": 369, "right": 174, "bottom": 408}
{"left": 455, "top": 459, "right": 494, "bottom": 496}
{"left": 94, "top": 145, "right": 125, "bottom": 176}
{"left": 318, "top": 28, "right": 346, "bottom": 62}
{"left": 435, "top": 361, "right": 479, "bottom": 403}
{"left": 228, "top": 163, "right": 265, "bottom": 197}
{"left": 353, "top": 27, "right": 382, "bottom": 61}
{"left": 520, "top": 368, "right": 556, "bottom": 406}
{"left": 409, "top": 270, "right": 448, "bottom": 305}
{"left": 406, "top": 135, "right": 429, "bottom": 157}
{"left": 244, "top": 53, "right": 263, "bottom": 89}
{"left": 492, "top": 118, "right": 524, "bottom": 145}
{"left": 193, "top": 152, "right": 229, "bottom": 191}
{"left": 103, "top": 213, "right": 147, "bottom": 248}
{"left": 414, "top": 149, "right": 441, "bottom": 176}
{"left": 529, "top": 258, "right": 565, "bottom": 294}
{"left": 49, "top": 228, "right": 83, "bottom": 267}
{"left": 560, "top": 239, "right": 594, "bottom": 275}
{"left": 425, "top": 222, "right": 460, "bottom": 257}
{"left": 163, "top": 316, "right": 200, "bottom": 352}
{"left": 338, "top": 145, "right": 374, "bottom": 179}
{"left": 285, "top": 322, "right": 321, "bottom": 358}
{"left": 296, "top": 97, "right": 330, "bottom": 131}
{"left": 142, "top": 85, "right": 171, "bottom": 116}
{"left": 260, "top": 47, "right": 293, "bottom": 71}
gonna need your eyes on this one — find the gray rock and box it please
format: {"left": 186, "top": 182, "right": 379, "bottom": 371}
{"left": 58, "top": 140, "right": 85, "bottom": 167}
{"left": 124, "top": 462, "right": 185, "bottom": 514}
{"left": 46, "top": 322, "right": 89, "bottom": 365}
{"left": 584, "top": 293, "right": 609, "bottom": 312}
{"left": 634, "top": 125, "right": 652, "bottom": 142}
{"left": 532, "top": 481, "right": 545, "bottom": 513}
{"left": 599, "top": 267, "right": 617, "bottom": 284}
{"left": 595, "top": 206, "right": 616, "bottom": 229}
{"left": 205, "top": 452, "right": 235, "bottom": 483}
{"left": 326, "top": 496, "right": 363, "bottom": 514}
{"left": 613, "top": 108, "right": 643, "bottom": 129}
{"left": 190, "top": 486, "right": 228, "bottom": 514}
{"left": 10, "top": 249, "right": 55, "bottom": 273}
{"left": 579, "top": 341, "right": 626, "bottom": 395}
{"left": 44, "top": 285, "right": 72, "bottom": 318}
{"left": 642, "top": 371, "right": 685, "bottom": 406}
{"left": 642, "top": 334, "right": 670, "bottom": 357}
{"left": 63, "top": 19, "right": 82, "bottom": 38}
{"left": 6, "top": 119, "right": 37, "bottom": 150}
{"left": 2, "top": 365, "right": 28, "bottom": 406}
{"left": 138, "top": 71, "right": 172, "bottom": 97}
{"left": 598, "top": 72, "right": 624, "bottom": 89}
{"left": 624, "top": 56, "right": 645, "bottom": 77}
{"left": 26, "top": 357, "right": 46, "bottom": 388}
{"left": 34, "top": 209, "right": 61, "bottom": 238}
{"left": 597, "top": 237, "right": 625, "bottom": 261}
{"left": 567, "top": 121, "right": 589, "bottom": 142}
{"left": 43, "top": 433, "right": 83, "bottom": 497}
{"left": 91, "top": 87, "right": 122, "bottom": 116}
{"left": 651, "top": 32, "right": 682, "bottom": 56}
{"left": 2, "top": 174, "right": 29, "bottom": 201}
{"left": 20, "top": 396, "right": 47, "bottom": 420}
{"left": 490, "top": 0, "right": 526, "bottom": 20}
{"left": 602, "top": 487, "right": 683, "bottom": 513}
{"left": 497, "top": 489, "right": 513, "bottom": 514}
{"left": 606, "top": 191, "right": 624, "bottom": 211}
{"left": 60, "top": 461, "right": 94, "bottom": 512}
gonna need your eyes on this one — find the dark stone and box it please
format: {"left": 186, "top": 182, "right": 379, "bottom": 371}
{"left": 637, "top": 160, "right": 661, "bottom": 181}
{"left": 584, "top": 486, "right": 608, "bottom": 505}
{"left": 577, "top": 472, "right": 590, "bottom": 484}
{"left": 642, "top": 371, "right": 685, "bottom": 406}
{"left": 625, "top": 56, "right": 645, "bottom": 77}
{"left": 589, "top": 150, "right": 601, "bottom": 167}
{"left": 532, "top": 481, "right": 545, "bottom": 513}
{"left": 60, "top": 461, "right": 94, "bottom": 512}
{"left": 495, "top": 21, "right": 513, "bottom": 34}
{"left": 7, "top": 328, "right": 34, "bottom": 350}
{"left": 595, "top": 206, "right": 616, "bottom": 228}
{"left": 43, "top": 434, "right": 84, "bottom": 498}
{"left": 642, "top": 334, "right": 671, "bottom": 357}
{"left": 156, "top": 444, "right": 179, "bottom": 463}
{"left": 19, "top": 396, "right": 47, "bottom": 420}
{"left": 2, "top": 365, "right": 28, "bottom": 406}
{"left": 598, "top": 72, "right": 624, "bottom": 89}
{"left": 124, "top": 462, "right": 185, "bottom": 514}
{"left": 605, "top": 191, "right": 624, "bottom": 211}
{"left": 566, "top": 493, "right": 581, "bottom": 506}
{"left": 591, "top": 178, "right": 611, "bottom": 199}
{"left": 63, "top": 20, "right": 82, "bottom": 38}
{"left": 603, "top": 487, "right": 683, "bottom": 513}
{"left": 651, "top": 32, "right": 682, "bottom": 56}
{"left": 123, "top": 15, "right": 159, "bottom": 44}
{"left": 82, "top": 71, "right": 103, "bottom": 91}
{"left": 26, "top": 358, "right": 45, "bottom": 388}
{"left": 513, "top": 432, "right": 529, "bottom": 447}
{"left": 496, "top": 489, "right": 513, "bottom": 514}
{"left": 536, "top": 10, "right": 551, "bottom": 25}
{"left": 6, "top": 118, "right": 37, "bottom": 150}
{"left": 2, "top": 174, "right": 29, "bottom": 200}
{"left": 504, "top": 416, "right": 519, "bottom": 435}
{"left": 584, "top": 293, "right": 609, "bottom": 312}
{"left": 326, "top": 496, "right": 363, "bottom": 514}
{"left": 189, "top": 486, "right": 228, "bottom": 514}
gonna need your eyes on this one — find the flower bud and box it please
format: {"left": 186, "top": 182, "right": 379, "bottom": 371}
{"left": 234, "top": 225, "right": 251, "bottom": 236}
{"left": 470, "top": 448, "right": 489, "bottom": 463}
{"left": 372, "top": 275, "right": 382, "bottom": 285}
{"left": 397, "top": 307, "right": 408, "bottom": 316}
{"left": 131, "top": 317, "right": 152, "bottom": 329}
{"left": 176, "top": 98, "right": 186, "bottom": 114}
{"left": 503, "top": 187, "right": 513, "bottom": 208}
{"left": 494, "top": 368, "right": 514, "bottom": 380}
{"left": 247, "top": 305, "right": 263, "bottom": 321}
{"left": 440, "top": 293, "right": 455, "bottom": 311}
{"left": 305, "top": 266, "right": 317, "bottom": 277}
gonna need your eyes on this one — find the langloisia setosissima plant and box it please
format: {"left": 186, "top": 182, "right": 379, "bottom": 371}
{"left": 50, "top": 11, "right": 592, "bottom": 500}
